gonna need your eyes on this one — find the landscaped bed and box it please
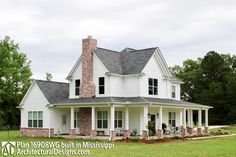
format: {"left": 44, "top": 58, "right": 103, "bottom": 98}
{"left": 116, "top": 128, "right": 232, "bottom": 144}
{"left": 116, "top": 136, "right": 181, "bottom": 144}
{"left": 0, "top": 126, "right": 236, "bottom": 157}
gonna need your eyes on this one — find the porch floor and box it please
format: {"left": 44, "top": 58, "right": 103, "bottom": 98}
{"left": 55, "top": 126, "right": 223, "bottom": 140}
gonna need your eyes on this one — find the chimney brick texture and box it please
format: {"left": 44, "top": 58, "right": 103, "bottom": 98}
{"left": 80, "top": 37, "right": 97, "bottom": 98}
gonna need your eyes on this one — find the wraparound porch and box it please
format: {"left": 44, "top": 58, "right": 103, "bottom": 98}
{"left": 49, "top": 103, "right": 211, "bottom": 140}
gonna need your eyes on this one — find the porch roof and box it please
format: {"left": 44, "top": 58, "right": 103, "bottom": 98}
{"left": 52, "top": 97, "right": 212, "bottom": 109}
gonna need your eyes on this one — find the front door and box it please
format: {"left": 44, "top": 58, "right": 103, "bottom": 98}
{"left": 61, "top": 115, "right": 69, "bottom": 134}
{"left": 148, "top": 114, "right": 156, "bottom": 135}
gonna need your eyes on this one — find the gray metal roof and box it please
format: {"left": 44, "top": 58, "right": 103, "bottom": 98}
{"left": 93, "top": 47, "right": 157, "bottom": 75}
{"left": 35, "top": 80, "right": 69, "bottom": 104}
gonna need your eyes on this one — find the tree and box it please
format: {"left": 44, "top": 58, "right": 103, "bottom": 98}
{"left": 46, "top": 73, "right": 52, "bottom": 81}
{"left": 0, "top": 36, "right": 32, "bottom": 127}
{"left": 170, "top": 59, "right": 202, "bottom": 102}
{"left": 171, "top": 51, "right": 236, "bottom": 124}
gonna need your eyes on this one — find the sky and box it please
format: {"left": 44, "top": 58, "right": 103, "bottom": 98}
{"left": 0, "top": 0, "right": 236, "bottom": 82}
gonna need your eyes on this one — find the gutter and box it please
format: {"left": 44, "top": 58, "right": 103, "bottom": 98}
{"left": 105, "top": 72, "right": 145, "bottom": 77}
{"left": 49, "top": 101, "right": 212, "bottom": 109}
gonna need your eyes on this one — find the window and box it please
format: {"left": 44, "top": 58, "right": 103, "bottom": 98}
{"left": 28, "top": 112, "right": 32, "bottom": 127}
{"left": 148, "top": 78, "right": 158, "bottom": 95}
{"left": 171, "top": 86, "right": 176, "bottom": 98}
{"left": 97, "top": 111, "right": 108, "bottom": 129}
{"left": 28, "top": 111, "right": 43, "bottom": 128}
{"left": 99, "top": 77, "right": 105, "bottom": 94}
{"left": 168, "top": 112, "right": 176, "bottom": 127}
{"left": 115, "top": 111, "right": 122, "bottom": 128}
{"left": 74, "top": 111, "right": 79, "bottom": 128}
{"left": 75, "top": 79, "right": 80, "bottom": 96}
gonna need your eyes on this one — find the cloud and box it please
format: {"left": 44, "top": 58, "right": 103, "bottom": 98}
{"left": 0, "top": 0, "right": 236, "bottom": 81}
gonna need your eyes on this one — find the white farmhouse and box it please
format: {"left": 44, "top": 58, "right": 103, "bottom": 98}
{"left": 18, "top": 36, "right": 212, "bottom": 140}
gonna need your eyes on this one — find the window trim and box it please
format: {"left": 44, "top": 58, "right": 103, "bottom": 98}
{"left": 97, "top": 110, "right": 108, "bottom": 129}
{"left": 75, "top": 79, "right": 80, "bottom": 96}
{"left": 99, "top": 77, "right": 105, "bottom": 94}
{"left": 171, "top": 85, "right": 176, "bottom": 98}
{"left": 148, "top": 78, "right": 158, "bottom": 95}
{"left": 115, "top": 111, "right": 122, "bottom": 128}
{"left": 28, "top": 111, "right": 43, "bottom": 128}
{"left": 168, "top": 112, "right": 176, "bottom": 127}
{"left": 74, "top": 111, "right": 79, "bottom": 128}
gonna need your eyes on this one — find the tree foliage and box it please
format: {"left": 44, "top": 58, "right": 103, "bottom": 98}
{"left": 0, "top": 36, "right": 32, "bottom": 127}
{"left": 171, "top": 51, "right": 236, "bottom": 124}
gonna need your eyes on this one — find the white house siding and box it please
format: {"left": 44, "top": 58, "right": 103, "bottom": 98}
{"left": 139, "top": 55, "right": 181, "bottom": 100}
{"left": 140, "top": 55, "right": 168, "bottom": 98}
{"left": 69, "top": 52, "right": 181, "bottom": 99}
{"left": 109, "top": 75, "right": 140, "bottom": 97}
{"left": 93, "top": 54, "right": 109, "bottom": 97}
{"left": 69, "top": 59, "right": 82, "bottom": 98}
{"left": 69, "top": 54, "right": 109, "bottom": 98}
{"left": 109, "top": 76, "right": 123, "bottom": 97}
{"left": 51, "top": 108, "right": 71, "bottom": 135}
{"left": 171, "top": 82, "right": 181, "bottom": 100}
{"left": 20, "top": 83, "right": 50, "bottom": 128}
{"left": 123, "top": 76, "right": 140, "bottom": 97}
{"left": 129, "top": 107, "right": 141, "bottom": 135}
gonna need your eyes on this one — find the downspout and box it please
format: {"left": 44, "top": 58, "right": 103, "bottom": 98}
{"left": 48, "top": 105, "right": 51, "bottom": 138}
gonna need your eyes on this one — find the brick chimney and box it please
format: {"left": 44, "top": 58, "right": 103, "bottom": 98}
{"left": 80, "top": 36, "right": 97, "bottom": 98}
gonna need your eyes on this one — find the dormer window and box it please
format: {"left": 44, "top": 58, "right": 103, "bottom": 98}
{"left": 149, "top": 78, "right": 158, "bottom": 95}
{"left": 171, "top": 86, "right": 176, "bottom": 98}
{"left": 99, "top": 77, "right": 105, "bottom": 94}
{"left": 75, "top": 79, "right": 80, "bottom": 96}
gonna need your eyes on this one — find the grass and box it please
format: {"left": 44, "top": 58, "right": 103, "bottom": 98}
{"left": 209, "top": 125, "right": 236, "bottom": 134}
{"left": 0, "top": 127, "right": 236, "bottom": 157}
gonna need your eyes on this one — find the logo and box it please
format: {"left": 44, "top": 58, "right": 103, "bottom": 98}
{"left": 1, "top": 142, "right": 16, "bottom": 156}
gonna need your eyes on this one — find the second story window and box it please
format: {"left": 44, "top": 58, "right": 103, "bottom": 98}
{"left": 75, "top": 79, "right": 80, "bottom": 96}
{"left": 149, "top": 78, "right": 158, "bottom": 95}
{"left": 171, "top": 86, "right": 176, "bottom": 98}
{"left": 99, "top": 77, "right": 105, "bottom": 94}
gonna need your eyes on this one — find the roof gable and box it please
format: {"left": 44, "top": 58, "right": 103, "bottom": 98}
{"left": 120, "top": 47, "right": 156, "bottom": 75}
{"left": 93, "top": 47, "right": 157, "bottom": 75}
{"left": 35, "top": 80, "right": 69, "bottom": 104}
{"left": 66, "top": 46, "right": 179, "bottom": 79}
{"left": 93, "top": 48, "right": 123, "bottom": 74}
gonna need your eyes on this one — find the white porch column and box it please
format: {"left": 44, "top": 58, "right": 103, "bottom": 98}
{"left": 91, "top": 107, "right": 95, "bottom": 130}
{"left": 187, "top": 110, "right": 191, "bottom": 127}
{"left": 183, "top": 108, "right": 186, "bottom": 129}
{"left": 143, "top": 106, "right": 148, "bottom": 131}
{"left": 70, "top": 107, "right": 74, "bottom": 129}
{"left": 205, "top": 109, "right": 208, "bottom": 127}
{"left": 155, "top": 108, "right": 158, "bottom": 131}
{"left": 198, "top": 109, "right": 202, "bottom": 128}
{"left": 190, "top": 110, "right": 193, "bottom": 128}
{"left": 110, "top": 106, "right": 115, "bottom": 131}
{"left": 125, "top": 108, "right": 129, "bottom": 130}
{"left": 158, "top": 107, "right": 163, "bottom": 130}
{"left": 179, "top": 110, "right": 183, "bottom": 127}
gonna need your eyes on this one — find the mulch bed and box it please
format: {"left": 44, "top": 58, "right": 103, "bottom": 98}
{"left": 185, "top": 132, "right": 229, "bottom": 139}
{"left": 116, "top": 137, "right": 180, "bottom": 144}
{"left": 116, "top": 132, "right": 230, "bottom": 144}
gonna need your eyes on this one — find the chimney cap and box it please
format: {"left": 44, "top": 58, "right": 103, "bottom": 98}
{"left": 87, "top": 35, "right": 92, "bottom": 39}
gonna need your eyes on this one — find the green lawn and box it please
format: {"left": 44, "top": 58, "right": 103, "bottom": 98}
{"left": 0, "top": 126, "right": 236, "bottom": 157}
